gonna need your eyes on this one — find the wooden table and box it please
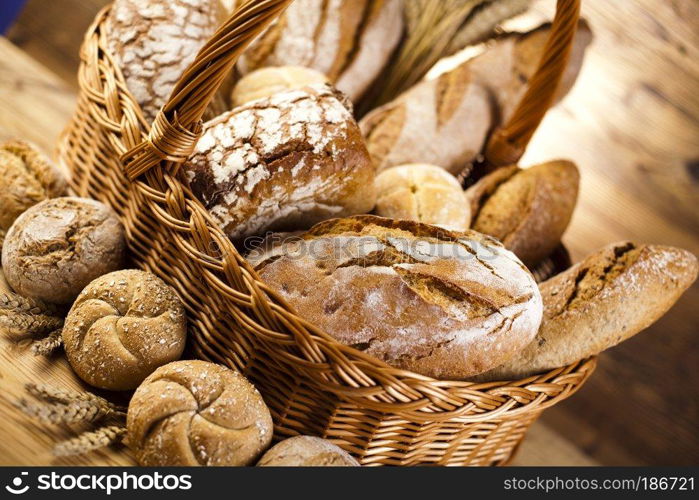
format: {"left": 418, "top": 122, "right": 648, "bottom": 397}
{"left": 2, "top": 0, "right": 698, "bottom": 466}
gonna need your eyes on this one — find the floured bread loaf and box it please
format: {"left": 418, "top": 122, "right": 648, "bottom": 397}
{"left": 360, "top": 21, "right": 592, "bottom": 174}
{"left": 476, "top": 242, "right": 699, "bottom": 381}
{"left": 127, "top": 360, "right": 273, "bottom": 466}
{"left": 238, "top": 0, "right": 404, "bottom": 102}
{"left": 466, "top": 160, "right": 580, "bottom": 267}
{"left": 185, "top": 85, "right": 376, "bottom": 241}
{"left": 258, "top": 436, "right": 360, "bottom": 466}
{"left": 375, "top": 164, "right": 471, "bottom": 231}
{"left": 63, "top": 270, "right": 187, "bottom": 391}
{"left": 251, "top": 215, "right": 543, "bottom": 379}
{"left": 105, "top": 0, "right": 224, "bottom": 123}
{"left": 2, "top": 197, "right": 125, "bottom": 304}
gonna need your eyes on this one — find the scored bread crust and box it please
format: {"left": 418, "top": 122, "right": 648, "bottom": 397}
{"left": 466, "top": 160, "right": 580, "bottom": 267}
{"left": 238, "top": 0, "right": 403, "bottom": 102}
{"left": 252, "top": 215, "right": 543, "bottom": 380}
{"left": 185, "top": 85, "right": 376, "bottom": 241}
{"left": 476, "top": 242, "right": 699, "bottom": 381}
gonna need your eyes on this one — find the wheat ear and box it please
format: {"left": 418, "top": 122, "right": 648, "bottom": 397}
{"left": 53, "top": 426, "right": 127, "bottom": 457}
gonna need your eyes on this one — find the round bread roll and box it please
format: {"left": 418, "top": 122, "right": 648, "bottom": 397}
{"left": 63, "top": 270, "right": 187, "bottom": 391}
{"left": 231, "top": 66, "right": 330, "bottom": 107}
{"left": 0, "top": 140, "right": 67, "bottom": 250}
{"left": 250, "top": 215, "right": 543, "bottom": 379}
{"left": 258, "top": 436, "right": 359, "bottom": 467}
{"left": 127, "top": 360, "right": 273, "bottom": 466}
{"left": 375, "top": 164, "right": 471, "bottom": 231}
{"left": 2, "top": 197, "right": 125, "bottom": 304}
{"left": 465, "top": 160, "right": 580, "bottom": 268}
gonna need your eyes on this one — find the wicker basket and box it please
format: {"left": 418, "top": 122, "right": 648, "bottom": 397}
{"left": 58, "top": 0, "right": 596, "bottom": 466}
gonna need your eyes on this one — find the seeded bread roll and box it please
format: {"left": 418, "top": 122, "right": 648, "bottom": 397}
{"left": 0, "top": 140, "right": 67, "bottom": 250}
{"left": 251, "top": 215, "right": 543, "bottom": 379}
{"left": 375, "top": 164, "right": 471, "bottom": 231}
{"left": 2, "top": 197, "right": 125, "bottom": 304}
{"left": 360, "top": 21, "right": 592, "bottom": 174}
{"left": 231, "top": 66, "right": 330, "bottom": 107}
{"left": 185, "top": 85, "right": 376, "bottom": 241}
{"left": 238, "top": 0, "right": 404, "bottom": 102}
{"left": 127, "top": 360, "right": 273, "bottom": 466}
{"left": 63, "top": 270, "right": 187, "bottom": 391}
{"left": 465, "top": 160, "right": 580, "bottom": 267}
{"left": 258, "top": 436, "right": 360, "bottom": 467}
{"left": 105, "top": 0, "right": 224, "bottom": 123}
{"left": 476, "top": 242, "right": 699, "bottom": 381}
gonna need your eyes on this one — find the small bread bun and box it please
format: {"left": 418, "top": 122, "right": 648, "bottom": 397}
{"left": 375, "top": 164, "right": 471, "bottom": 231}
{"left": 231, "top": 66, "right": 330, "bottom": 107}
{"left": 127, "top": 360, "right": 273, "bottom": 466}
{"left": 63, "top": 270, "right": 187, "bottom": 390}
{"left": 2, "top": 197, "right": 125, "bottom": 304}
{"left": 258, "top": 436, "right": 359, "bottom": 466}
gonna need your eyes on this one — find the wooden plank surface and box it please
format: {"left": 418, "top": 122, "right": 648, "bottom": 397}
{"left": 3, "top": 0, "right": 699, "bottom": 465}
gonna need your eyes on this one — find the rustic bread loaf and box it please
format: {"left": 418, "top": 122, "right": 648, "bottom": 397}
{"left": 185, "top": 85, "right": 376, "bottom": 241}
{"left": 258, "top": 436, "right": 360, "bottom": 466}
{"left": 105, "top": 0, "right": 224, "bottom": 123}
{"left": 127, "top": 360, "right": 273, "bottom": 466}
{"left": 63, "top": 270, "right": 187, "bottom": 391}
{"left": 251, "top": 215, "right": 543, "bottom": 379}
{"left": 0, "top": 140, "right": 67, "bottom": 251}
{"left": 375, "top": 164, "right": 471, "bottom": 231}
{"left": 360, "top": 21, "right": 592, "bottom": 174}
{"left": 238, "top": 0, "right": 404, "bottom": 102}
{"left": 231, "top": 66, "right": 330, "bottom": 107}
{"left": 476, "top": 242, "right": 699, "bottom": 381}
{"left": 2, "top": 197, "right": 125, "bottom": 304}
{"left": 465, "top": 160, "right": 580, "bottom": 267}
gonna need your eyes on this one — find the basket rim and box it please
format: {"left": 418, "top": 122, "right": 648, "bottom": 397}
{"left": 57, "top": 1, "right": 595, "bottom": 424}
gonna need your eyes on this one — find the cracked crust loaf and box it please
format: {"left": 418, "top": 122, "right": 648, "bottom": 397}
{"left": 2, "top": 197, "right": 125, "bottom": 304}
{"left": 237, "top": 0, "right": 404, "bottom": 102}
{"left": 251, "top": 215, "right": 543, "bottom": 379}
{"left": 375, "top": 164, "right": 472, "bottom": 232}
{"left": 105, "top": 0, "right": 224, "bottom": 123}
{"left": 63, "top": 270, "right": 187, "bottom": 391}
{"left": 258, "top": 436, "right": 360, "bottom": 466}
{"left": 0, "top": 140, "right": 67, "bottom": 251}
{"left": 476, "top": 242, "right": 699, "bottom": 381}
{"left": 185, "top": 85, "right": 376, "bottom": 242}
{"left": 360, "top": 21, "right": 592, "bottom": 174}
{"left": 465, "top": 160, "right": 580, "bottom": 268}
{"left": 127, "top": 360, "right": 273, "bottom": 466}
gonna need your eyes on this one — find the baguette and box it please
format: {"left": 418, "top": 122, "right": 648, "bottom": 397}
{"left": 475, "top": 242, "right": 699, "bottom": 381}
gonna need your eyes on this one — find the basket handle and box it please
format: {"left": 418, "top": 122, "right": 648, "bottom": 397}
{"left": 123, "top": 0, "right": 294, "bottom": 180}
{"left": 483, "top": 0, "right": 581, "bottom": 168}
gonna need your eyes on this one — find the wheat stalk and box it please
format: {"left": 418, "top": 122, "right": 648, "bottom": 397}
{"left": 25, "top": 383, "right": 127, "bottom": 414}
{"left": 0, "top": 313, "right": 64, "bottom": 336}
{"left": 53, "top": 426, "right": 127, "bottom": 457}
{"left": 32, "top": 328, "right": 64, "bottom": 356}
{"left": 0, "top": 292, "right": 61, "bottom": 317}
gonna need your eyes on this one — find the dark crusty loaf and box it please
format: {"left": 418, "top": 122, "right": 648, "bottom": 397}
{"left": 465, "top": 160, "right": 580, "bottom": 267}
{"left": 184, "top": 85, "right": 376, "bottom": 241}
{"left": 257, "top": 436, "right": 360, "bottom": 467}
{"left": 250, "top": 215, "right": 543, "bottom": 380}
{"left": 475, "top": 242, "right": 699, "bottom": 381}
{"left": 360, "top": 21, "right": 592, "bottom": 174}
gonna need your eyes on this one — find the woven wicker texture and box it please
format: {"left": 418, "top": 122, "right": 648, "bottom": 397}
{"left": 58, "top": 0, "right": 595, "bottom": 466}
